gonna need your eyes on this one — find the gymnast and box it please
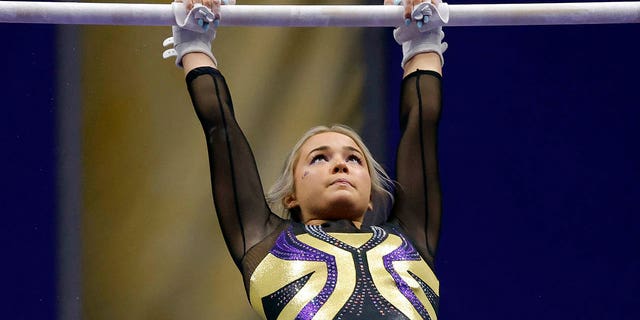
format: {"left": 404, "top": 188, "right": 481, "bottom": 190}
{"left": 163, "top": 0, "right": 446, "bottom": 318}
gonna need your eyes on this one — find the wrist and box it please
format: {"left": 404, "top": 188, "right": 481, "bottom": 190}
{"left": 182, "top": 52, "right": 218, "bottom": 74}
{"left": 403, "top": 53, "right": 442, "bottom": 78}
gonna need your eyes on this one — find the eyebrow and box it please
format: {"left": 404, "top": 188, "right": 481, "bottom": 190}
{"left": 307, "top": 145, "right": 363, "bottom": 157}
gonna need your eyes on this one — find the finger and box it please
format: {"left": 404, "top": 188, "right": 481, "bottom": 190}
{"left": 211, "top": 0, "right": 221, "bottom": 12}
{"left": 406, "top": 0, "right": 428, "bottom": 21}
{"left": 211, "top": 0, "right": 221, "bottom": 22}
{"left": 183, "top": 0, "right": 193, "bottom": 11}
{"left": 189, "top": 0, "right": 203, "bottom": 11}
{"left": 403, "top": 2, "right": 412, "bottom": 20}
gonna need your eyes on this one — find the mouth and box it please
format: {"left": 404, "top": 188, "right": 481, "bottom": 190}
{"left": 330, "top": 178, "right": 353, "bottom": 187}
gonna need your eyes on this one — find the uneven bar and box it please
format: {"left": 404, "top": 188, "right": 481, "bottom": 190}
{"left": 0, "top": 1, "right": 639, "bottom": 27}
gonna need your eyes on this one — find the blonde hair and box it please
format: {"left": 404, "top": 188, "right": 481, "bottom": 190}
{"left": 266, "top": 125, "right": 394, "bottom": 220}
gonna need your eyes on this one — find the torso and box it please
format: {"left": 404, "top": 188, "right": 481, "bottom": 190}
{"left": 248, "top": 222, "right": 439, "bottom": 319}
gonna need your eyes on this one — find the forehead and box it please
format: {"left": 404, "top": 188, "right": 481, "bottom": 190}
{"left": 300, "top": 132, "right": 362, "bottom": 153}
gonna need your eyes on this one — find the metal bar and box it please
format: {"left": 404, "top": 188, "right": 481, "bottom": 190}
{"left": 0, "top": 2, "right": 639, "bottom": 27}
{"left": 448, "top": 2, "right": 640, "bottom": 26}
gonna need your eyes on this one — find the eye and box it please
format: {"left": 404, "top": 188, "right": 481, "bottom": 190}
{"left": 347, "top": 154, "right": 363, "bottom": 165}
{"left": 311, "top": 154, "right": 328, "bottom": 164}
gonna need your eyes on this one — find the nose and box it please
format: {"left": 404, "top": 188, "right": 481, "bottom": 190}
{"left": 332, "top": 157, "right": 349, "bottom": 174}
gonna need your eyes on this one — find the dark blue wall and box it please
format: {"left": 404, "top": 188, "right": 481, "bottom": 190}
{"left": 440, "top": 24, "right": 640, "bottom": 319}
{"left": 386, "top": 5, "right": 640, "bottom": 319}
{"left": 1, "top": 24, "right": 57, "bottom": 319}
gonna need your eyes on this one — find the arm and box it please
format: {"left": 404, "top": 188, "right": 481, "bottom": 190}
{"left": 183, "top": 52, "right": 216, "bottom": 74}
{"left": 389, "top": 1, "right": 446, "bottom": 268}
{"left": 392, "top": 60, "right": 443, "bottom": 268}
{"left": 185, "top": 60, "right": 283, "bottom": 270}
{"left": 168, "top": 1, "right": 283, "bottom": 268}
{"left": 403, "top": 52, "right": 441, "bottom": 78}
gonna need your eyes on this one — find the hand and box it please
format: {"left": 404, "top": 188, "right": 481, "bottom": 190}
{"left": 181, "top": 0, "right": 237, "bottom": 29}
{"left": 384, "top": 0, "right": 438, "bottom": 27}
{"left": 162, "top": 0, "right": 236, "bottom": 68}
{"left": 384, "top": 0, "right": 449, "bottom": 68}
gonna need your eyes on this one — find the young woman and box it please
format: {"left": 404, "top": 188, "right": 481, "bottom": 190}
{"left": 164, "top": 0, "right": 446, "bottom": 318}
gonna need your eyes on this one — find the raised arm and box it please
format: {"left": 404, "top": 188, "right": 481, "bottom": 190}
{"left": 165, "top": 0, "right": 283, "bottom": 268}
{"left": 388, "top": 0, "right": 446, "bottom": 268}
{"left": 393, "top": 53, "right": 443, "bottom": 268}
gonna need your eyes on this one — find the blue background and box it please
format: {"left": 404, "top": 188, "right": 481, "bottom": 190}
{"left": 438, "top": 22, "right": 640, "bottom": 318}
{"left": 2, "top": 24, "right": 57, "bottom": 319}
{"left": 2, "top": 1, "right": 640, "bottom": 319}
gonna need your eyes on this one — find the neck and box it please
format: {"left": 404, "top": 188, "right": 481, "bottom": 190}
{"left": 304, "top": 218, "right": 362, "bottom": 229}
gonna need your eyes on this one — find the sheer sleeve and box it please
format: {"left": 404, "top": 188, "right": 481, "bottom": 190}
{"left": 185, "top": 67, "right": 284, "bottom": 268}
{"left": 391, "top": 70, "right": 443, "bottom": 268}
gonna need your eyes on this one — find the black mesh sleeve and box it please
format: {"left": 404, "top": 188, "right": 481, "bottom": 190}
{"left": 391, "top": 70, "right": 443, "bottom": 268}
{"left": 185, "top": 67, "right": 284, "bottom": 268}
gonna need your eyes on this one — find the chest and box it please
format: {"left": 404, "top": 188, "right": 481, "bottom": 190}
{"left": 249, "top": 225, "right": 439, "bottom": 320}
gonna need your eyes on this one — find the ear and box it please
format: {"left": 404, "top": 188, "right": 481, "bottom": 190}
{"left": 368, "top": 200, "right": 373, "bottom": 212}
{"left": 284, "top": 194, "right": 298, "bottom": 209}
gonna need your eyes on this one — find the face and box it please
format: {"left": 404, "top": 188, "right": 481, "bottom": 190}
{"left": 285, "top": 132, "right": 373, "bottom": 224}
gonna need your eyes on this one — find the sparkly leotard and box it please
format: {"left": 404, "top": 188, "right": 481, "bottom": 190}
{"left": 186, "top": 67, "right": 443, "bottom": 319}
